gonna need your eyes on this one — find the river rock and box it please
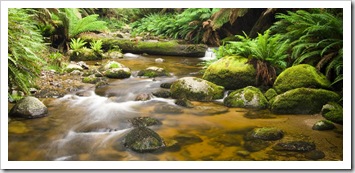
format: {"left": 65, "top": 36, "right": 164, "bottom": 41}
{"left": 76, "top": 61, "right": 89, "bottom": 69}
{"left": 9, "top": 96, "right": 48, "bottom": 118}
{"left": 152, "top": 90, "right": 171, "bottom": 98}
{"left": 321, "top": 102, "right": 343, "bottom": 124}
{"left": 273, "top": 141, "right": 316, "bottom": 152}
{"left": 160, "top": 82, "right": 173, "bottom": 89}
{"left": 129, "top": 117, "right": 162, "bottom": 127}
{"left": 123, "top": 127, "right": 166, "bottom": 153}
{"left": 305, "top": 150, "right": 325, "bottom": 160}
{"left": 104, "top": 51, "right": 123, "bottom": 59}
{"left": 190, "top": 105, "right": 229, "bottom": 116}
{"left": 273, "top": 64, "right": 331, "bottom": 94}
{"left": 173, "top": 133, "right": 203, "bottom": 146}
{"left": 138, "top": 66, "right": 170, "bottom": 78}
{"left": 123, "top": 53, "right": 140, "bottom": 59}
{"left": 101, "top": 61, "right": 126, "bottom": 71}
{"left": 154, "top": 104, "right": 183, "bottom": 114}
{"left": 175, "top": 98, "right": 194, "bottom": 108}
{"left": 82, "top": 74, "right": 99, "bottom": 84}
{"left": 135, "top": 93, "right": 151, "bottom": 101}
{"left": 104, "top": 67, "right": 131, "bottom": 79}
{"left": 155, "top": 58, "right": 164, "bottom": 63}
{"left": 264, "top": 88, "right": 277, "bottom": 101}
{"left": 244, "top": 109, "right": 276, "bottom": 119}
{"left": 170, "top": 77, "right": 224, "bottom": 101}
{"left": 224, "top": 86, "right": 268, "bottom": 109}
{"left": 270, "top": 88, "right": 340, "bottom": 114}
{"left": 202, "top": 56, "right": 256, "bottom": 90}
{"left": 312, "top": 120, "right": 335, "bottom": 131}
{"left": 65, "top": 64, "right": 83, "bottom": 73}
{"left": 244, "top": 127, "right": 284, "bottom": 141}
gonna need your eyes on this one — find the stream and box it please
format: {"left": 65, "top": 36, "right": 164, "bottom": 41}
{"left": 8, "top": 52, "right": 343, "bottom": 161}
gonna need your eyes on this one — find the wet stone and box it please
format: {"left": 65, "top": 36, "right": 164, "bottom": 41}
{"left": 190, "top": 105, "right": 229, "bottom": 116}
{"left": 160, "top": 82, "right": 173, "bottom": 89}
{"left": 129, "top": 117, "right": 162, "bottom": 127}
{"left": 175, "top": 98, "right": 194, "bottom": 108}
{"left": 244, "top": 127, "right": 284, "bottom": 141}
{"left": 273, "top": 141, "right": 316, "bottom": 152}
{"left": 152, "top": 90, "right": 171, "bottom": 98}
{"left": 312, "top": 120, "right": 335, "bottom": 131}
{"left": 236, "top": 150, "right": 251, "bottom": 157}
{"left": 154, "top": 104, "right": 183, "bottom": 114}
{"left": 135, "top": 93, "right": 151, "bottom": 101}
{"left": 244, "top": 139, "right": 271, "bottom": 152}
{"left": 123, "top": 127, "right": 166, "bottom": 153}
{"left": 305, "top": 150, "right": 325, "bottom": 160}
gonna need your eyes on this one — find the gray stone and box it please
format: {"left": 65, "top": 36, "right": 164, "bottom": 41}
{"left": 123, "top": 127, "right": 165, "bottom": 153}
{"left": 273, "top": 141, "right": 316, "bottom": 152}
{"left": 9, "top": 96, "right": 48, "bottom": 118}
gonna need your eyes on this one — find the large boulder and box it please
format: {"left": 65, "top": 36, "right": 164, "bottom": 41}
{"left": 273, "top": 64, "right": 331, "bottom": 94}
{"left": 224, "top": 86, "right": 268, "bottom": 109}
{"left": 123, "top": 127, "right": 166, "bottom": 153}
{"left": 202, "top": 56, "right": 256, "bottom": 90}
{"left": 321, "top": 102, "right": 343, "bottom": 124}
{"left": 170, "top": 77, "right": 224, "bottom": 101}
{"left": 271, "top": 88, "right": 340, "bottom": 114}
{"left": 9, "top": 96, "right": 48, "bottom": 118}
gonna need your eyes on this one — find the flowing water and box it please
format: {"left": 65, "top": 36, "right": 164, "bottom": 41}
{"left": 8, "top": 53, "right": 343, "bottom": 161}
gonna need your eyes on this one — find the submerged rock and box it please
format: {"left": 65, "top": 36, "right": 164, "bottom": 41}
{"left": 224, "top": 86, "right": 268, "bottom": 109}
{"left": 312, "top": 120, "right": 335, "bottom": 131}
{"left": 273, "top": 64, "right": 331, "bottom": 94}
{"left": 305, "top": 150, "right": 325, "bottom": 160}
{"left": 270, "top": 88, "right": 340, "bottom": 114}
{"left": 154, "top": 104, "right": 183, "bottom": 114}
{"left": 175, "top": 98, "right": 194, "bottom": 108}
{"left": 273, "top": 141, "right": 316, "bottom": 152}
{"left": 138, "top": 66, "right": 170, "bottom": 78}
{"left": 202, "top": 56, "right": 256, "bottom": 90}
{"left": 244, "top": 110, "right": 276, "bottom": 119}
{"left": 244, "top": 139, "right": 271, "bottom": 152}
{"left": 152, "top": 90, "right": 171, "bottom": 98}
{"left": 135, "top": 93, "right": 151, "bottom": 101}
{"left": 129, "top": 117, "right": 162, "bottom": 127}
{"left": 190, "top": 105, "right": 229, "bottom": 116}
{"left": 173, "top": 133, "right": 203, "bottom": 146}
{"left": 170, "top": 77, "right": 224, "bottom": 101}
{"left": 244, "top": 127, "right": 284, "bottom": 141}
{"left": 9, "top": 96, "right": 48, "bottom": 119}
{"left": 123, "top": 127, "right": 166, "bottom": 153}
{"left": 321, "top": 102, "right": 343, "bottom": 124}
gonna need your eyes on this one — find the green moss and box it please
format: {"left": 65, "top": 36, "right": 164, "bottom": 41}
{"left": 223, "top": 86, "right": 268, "bottom": 109}
{"left": 274, "top": 64, "right": 331, "bottom": 94}
{"left": 271, "top": 88, "right": 340, "bottom": 114}
{"left": 104, "top": 68, "right": 131, "bottom": 79}
{"left": 110, "top": 63, "right": 119, "bottom": 69}
{"left": 82, "top": 75, "right": 98, "bottom": 84}
{"left": 321, "top": 102, "right": 343, "bottom": 124}
{"left": 202, "top": 56, "right": 256, "bottom": 90}
{"left": 70, "top": 48, "right": 102, "bottom": 61}
{"left": 264, "top": 88, "right": 277, "bottom": 101}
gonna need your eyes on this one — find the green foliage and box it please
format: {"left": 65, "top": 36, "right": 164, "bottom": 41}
{"left": 270, "top": 9, "right": 343, "bottom": 85}
{"left": 70, "top": 38, "right": 87, "bottom": 55}
{"left": 8, "top": 8, "right": 46, "bottom": 94}
{"left": 45, "top": 52, "right": 67, "bottom": 73}
{"left": 90, "top": 40, "right": 103, "bottom": 53}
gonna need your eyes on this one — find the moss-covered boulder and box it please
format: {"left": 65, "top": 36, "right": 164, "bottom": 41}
{"left": 138, "top": 67, "right": 170, "bottom": 78}
{"left": 65, "top": 64, "right": 83, "bottom": 73}
{"left": 244, "top": 127, "right": 284, "bottom": 141}
{"left": 100, "top": 61, "right": 126, "bottom": 71}
{"left": 224, "top": 86, "right": 268, "bottom": 109}
{"left": 69, "top": 48, "right": 102, "bottom": 61}
{"left": 170, "top": 77, "right": 224, "bottom": 101}
{"left": 129, "top": 117, "right": 162, "bottom": 127}
{"left": 80, "top": 33, "right": 207, "bottom": 57}
{"left": 104, "top": 67, "right": 131, "bottom": 79}
{"left": 264, "top": 88, "right": 277, "bottom": 101}
{"left": 9, "top": 96, "right": 48, "bottom": 119}
{"left": 271, "top": 88, "right": 340, "bottom": 114}
{"left": 123, "top": 127, "right": 165, "bottom": 153}
{"left": 273, "top": 64, "right": 331, "bottom": 94}
{"left": 202, "top": 56, "right": 256, "bottom": 90}
{"left": 312, "top": 120, "right": 335, "bottom": 131}
{"left": 321, "top": 102, "right": 343, "bottom": 124}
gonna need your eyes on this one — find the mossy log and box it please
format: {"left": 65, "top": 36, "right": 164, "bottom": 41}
{"left": 80, "top": 33, "right": 207, "bottom": 57}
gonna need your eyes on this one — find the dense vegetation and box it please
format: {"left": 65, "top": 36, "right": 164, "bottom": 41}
{"left": 7, "top": 8, "right": 343, "bottom": 100}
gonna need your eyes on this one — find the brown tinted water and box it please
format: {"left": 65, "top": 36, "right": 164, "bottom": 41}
{"left": 8, "top": 54, "right": 343, "bottom": 161}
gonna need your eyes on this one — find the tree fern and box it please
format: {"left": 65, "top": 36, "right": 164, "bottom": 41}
{"left": 8, "top": 8, "right": 46, "bottom": 94}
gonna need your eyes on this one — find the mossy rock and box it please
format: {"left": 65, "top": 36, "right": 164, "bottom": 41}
{"left": 123, "top": 127, "right": 165, "bottom": 153}
{"left": 264, "top": 88, "right": 277, "bottom": 101}
{"left": 65, "top": 64, "right": 83, "bottom": 73}
{"left": 138, "top": 67, "right": 170, "bottom": 78}
{"left": 271, "top": 88, "right": 340, "bottom": 114}
{"left": 321, "top": 102, "right": 343, "bottom": 124}
{"left": 80, "top": 33, "right": 207, "bottom": 57}
{"left": 82, "top": 75, "right": 99, "bottom": 84}
{"left": 129, "top": 117, "right": 162, "bottom": 127}
{"left": 312, "top": 120, "right": 335, "bottom": 131}
{"left": 244, "top": 127, "right": 284, "bottom": 141}
{"left": 100, "top": 61, "right": 126, "bottom": 71}
{"left": 170, "top": 77, "right": 224, "bottom": 102}
{"left": 224, "top": 86, "right": 268, "bottom": 109}
{"left": 69, "top": 48, "right": 102, "bottom": 61}
{"left": 202, "top": 56, "right": 256, "bottom": 90}
{"left": 273, "top": 64, "right": 331, "bottom": 94}
{"left": 273, "top": 141, "right": 316, "bottom": 152}
{"left": 104, "top": 67, "right": 131, "bottom": 79}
